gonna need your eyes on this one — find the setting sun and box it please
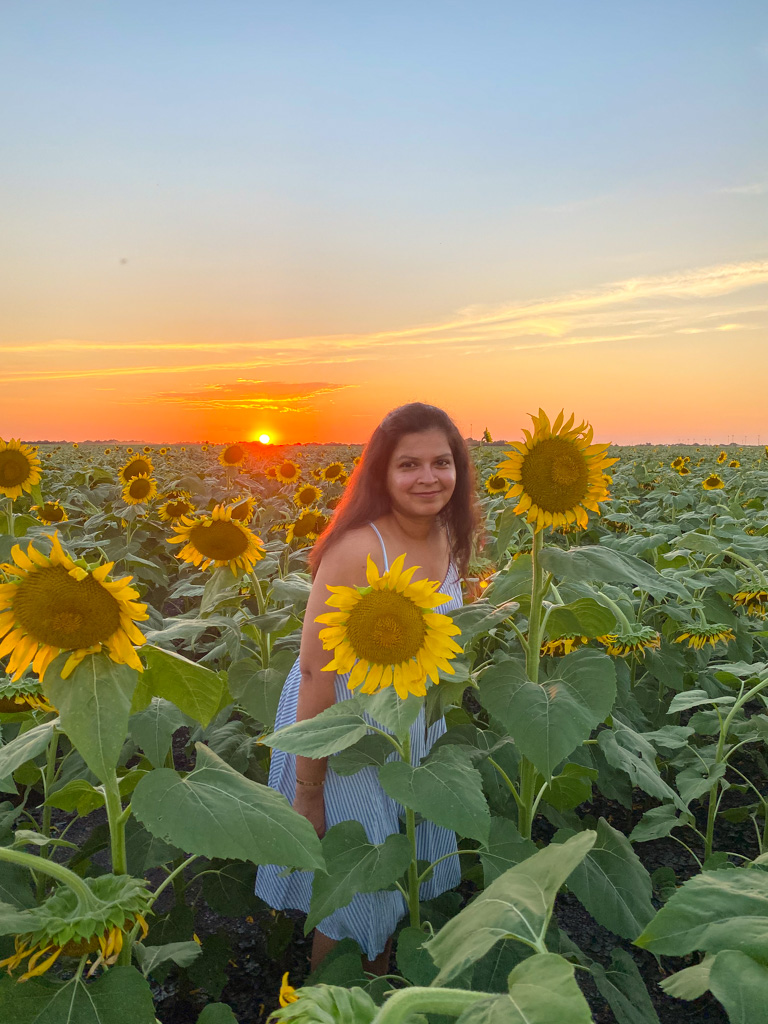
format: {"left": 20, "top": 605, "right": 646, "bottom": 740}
{"left": 258, "top": 434, "right": 271, "bottom": 444}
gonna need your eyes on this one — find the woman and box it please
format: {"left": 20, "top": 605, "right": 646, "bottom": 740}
{"left": 255, "top": 403, "right": 480, "bottom": 973}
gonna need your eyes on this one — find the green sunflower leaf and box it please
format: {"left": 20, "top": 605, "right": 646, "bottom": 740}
{"left": 132, "top": 646, "right": 228, "bottom": 727}
{"left": 0, "top": 965, "right": 156, "bottom": 1024}
{"left": 131, "top": 743, "right": 324, "bottom": 870}
{"left": 263, "top": 700, "right": 370, "bottom": 757}
{"left": 0, "top": 718, "right": 58, "bottom": 793}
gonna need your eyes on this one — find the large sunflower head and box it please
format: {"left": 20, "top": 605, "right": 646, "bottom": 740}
{"left": 219, "top": 444, "right": 246, "bottom": 468}
{"left": 0, "top": 439, "right": 43, "bottom": 500}
{"left": 168, "top": 504, "right": 265, "bottom": 574}
{"left": 31, "top": 501, "right": 68, "bottom": 525}
{"left": 118, "top": 456, "right": 153, "bottom": 484}
{"left": 702, "top": 473, "right": 725, "bottom": 491}
{"left": 0, "top": 874, "right": 149, "bottom": 982}
{"left": 275, "top": 460, "right": 301, "bottom": 484}
{"left": 122, "top": 474, "right": 158, "bottom": 505}
{"left": 315, "top": 553, "right": 462, "bottom": 700}
{"left": 0, "top": 535, "right": 148, "bottom": 681}
{"left": 293, "top": 483, "right": 322, "bottom": 509}
{"left": 496, "top": 410, "right": 617, "bottom": 532}
{"left": 285, "top": 508, "right": 328, "bottom": 544}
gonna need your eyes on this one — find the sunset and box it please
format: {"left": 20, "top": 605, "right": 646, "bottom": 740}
{"left": 2, "top": 6, "right": 768, "bottom": 1023}
{"left": 3, "top": 3, "right": 766, "bottom": 444}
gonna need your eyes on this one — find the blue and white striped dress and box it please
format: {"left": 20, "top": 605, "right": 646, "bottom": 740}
{"left": 255, "top": 524, "right": 462, "bottom": 959}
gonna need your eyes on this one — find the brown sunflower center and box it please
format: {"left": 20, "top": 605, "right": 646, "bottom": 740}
{"left": 123, "top": 458, "right": 151, "bottom": 480}
{"left": 223, "top": 445, "right": 245, "bottom": 464}
{"left": 345, "top": 589, "right": 426, "bottom": 665}
{"left": 12, "top": 565, "right": 122, "bottom": 649}
{"left": 41, "top": 503, "right": 66, "bottom": 522}
{"left": 166, "top": 500, "right": 193, "bottom": 517}
{"left": 230, "top": 500, "right": 252, "bottom": 521}
{"left": 0, "top": 450, "right": 32, "bottom": 486}
{"left": 189, "top": 520, "right": 249, "bottom": 560}
{"left": 128, "top": 478, "right": 152, "bottom": 499}
{"left": 280, "top": 463, "right": 298, "bottom": 479}
{"left": 60, "top": 935, "right": 101, "bottom": 957}
{"left": 520, "top": 437, "right": 590, "bottom": 513}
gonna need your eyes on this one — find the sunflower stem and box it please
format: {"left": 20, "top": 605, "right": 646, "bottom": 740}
{"left": 251, "top": 573, "right": 271, "bottom": 669}
{"left": 104, "top": 774, "right": 128, "bottom": 876}
{"left": 0, "top": 846, "right": 98, "bottom": 910}
{"left": 401, "top": 731, "right": 421, "bottom": 929}
{"left": 36, "top": 728, "right": 60, "bottom": 899}
{"left": 517, "top": 530, "right": 545, "bottom": 840}
{"left": 594, "top": 592, "right": 634, "bottom": 633}
{"left": 373, "top": 987, "right": 491, "bottom": 1024}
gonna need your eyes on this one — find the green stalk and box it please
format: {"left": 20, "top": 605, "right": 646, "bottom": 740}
{"left": 594, "top": 592, "right": 634, "bottom": 633}
{"left": 36, "top": 728, "right": 60, "bottom": 900}
{"left": 251, "top": 573, "right": 271, "bottom": 669}
{"left": 373, "top": 987, "right": 490, "bottom": 1023}
{"left": 0, "top": 846, "right": 98, "bottom": 910}
{"left": 401, "top": 731, "right": 420, "bottom": 929}
{"left": 517, "top": 531, "right": 544, "bottom": 840}
{"left": 103, "top": 775, "right": 128, "bottom": 876}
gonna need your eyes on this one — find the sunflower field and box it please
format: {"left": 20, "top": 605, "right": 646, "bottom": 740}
{"left": 0, "top": 425, "right": 767, "bottom": 1024}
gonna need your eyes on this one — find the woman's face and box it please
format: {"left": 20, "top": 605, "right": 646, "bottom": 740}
{"left": 386, "top": 428, "right": 457, "bottom": 518}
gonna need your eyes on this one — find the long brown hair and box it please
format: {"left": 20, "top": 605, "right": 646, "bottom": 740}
{"left": 309, "top": 403, "right": 480, "bottom": 578}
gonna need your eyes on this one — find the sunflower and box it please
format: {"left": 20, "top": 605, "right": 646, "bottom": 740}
{"left": 285, "top": 508, "right": 329, "bottom": 544}
{"left": 598, "top": 626, "right": 661, "bottom": 657}
{"left": 220, "top": 444, "right": 246, "bottom": 467}
{"left": 293, "top": 483, "right": 322, "bottom": 508}
{"left": 0, "top": 439, "right": 43, "bottom": 500}
{"left": 158, "top": 495, "right": 196, "bottom": 522}
{"left": 71, "top": 443, "right": 78, "bottom": 449}
{"left": 142, "top": 446, "right": 152, "bottom": 454}
{"left": 0, "top": 678, "right": 55, "bottom": 714}
{"left": 168, "top": 504, "right": 265, "bottom": 573}
{"left": 279, "top": 972, "right": 298, "bottom": 1007}
{"left": 122, "top": 474, "right": 158, "bottom": 505}
{"left": 159, "top": 447, "right": 167, "bottom": 455}
{"left": 670, "top": 456, "right": 686, "bottom": 470}
{"left": 717, "top": 451, "right": 727, "bottom": 464}
{"left": 201, "top": 445, "right": 209, "bottom": 452}
{"left": 603, "top": 519, "right": 631, "bottom": 533}
{"left": 0, "top": 875, "right": 149, "bottom": 982}
{"left": 265, "top": 466, "right": 278, "bottom": 479}
{"left": 732, "top": 590, "right": 768, "bottom": 618}
{"left": 496, "top": 410, "right": 617, "bottom": 532}
{"left": 674, "top": 625, "right": 735, "bottom": 650}
{"left": 0, "top": 535, "right": 148, "bottom": 681}
{"left": 31, "top": 501, "right": 68, "bottom": 525}
{"left": 118, "top": 456, "right": 153, "bottom": 484}
{"left": 229, "top": 495, "right": 257, "bottom": 522}
{"left": 729, "top": 459, "right": 740, "bottom": 468}
{"left": 540, "top": 634, "right": 588, "bottom": 657}
{"left": 702, "top": 473, "right": 725, "bottom": 490}
{"left": 275, "top": 460, "right": 301, "bottom": 484}
{"left": 326, "top": 495, "right": 342, "bottom": 510}
{"left": 321, "top": 462, "right": 345, "bottom": 482}
{"left": 315, "top": 553, "right": 462, "bottom": 699}
{"left": 677, "top": 466, "right": 691, "bottom": 476}
{"left": 125, "top": 447, "right": 134, "bottom": 454}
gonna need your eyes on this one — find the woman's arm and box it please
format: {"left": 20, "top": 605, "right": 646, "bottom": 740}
{"left": 291, "top": 530, "right": 378, "bottom": 835}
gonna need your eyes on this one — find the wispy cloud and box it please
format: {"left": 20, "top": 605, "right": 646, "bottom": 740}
{"left": 717, "top": 183, "right": 768, "bottom": 195}
{"left": 142, "top": 379, "right": 356, "bottom": 413}
{"left": 3, "top": 258, "right": 767, "bottom": 383}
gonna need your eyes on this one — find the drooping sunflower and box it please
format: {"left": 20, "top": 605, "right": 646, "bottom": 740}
{"left": 321, "top": 462, "right": 345, "bottom": 482}
{"left": 732, "top": 590, "right": 768, "bottom": 618}
{"left": 603, "top": 519, "right": 631, "bottom": 533}
{"left": 122, "top": 474, "right": 158, "bottom": 505}
{"left": 168, "top": 504, "right": 265, "bottom": 573}
{"left": 118, "top": 456, "right": 154, "bottom": 484}
{"left": 293, "top": 483, "right": 323, "bottom": 508}
{"left": 0, "top": 439, "right": 43, "bottom": 500}
{"left": 285, "top": 508, "right": 329, "bottom": 544}
{"left": 540, "top": 634, "right": 588, "bottom": 657}
{"left": 0, "top": 534, "right": 148, "bottom": 681}
{"left": 158, "top": 495, "right": 196, "bottom": 522}
{"left": 275, "top": 460, "right": 301, "bottom": 484}
{"left": 702, "top": 473, "right": 725, "bottom": 491}
{"left": 674, "top": 625, "right": 735, "bottom": 650}
{"left": 219, "top": 444, "right": 246, "bottom": 468}
{"left": 229, "top": 495, "right": 257, "bottom": 522}
{"left": 315, "top": 553, "right": 462, "bottom": 699}
{"left": 0, "top": 678, "right": 56, "bottom": 714}
{"left": 0, "top": 874, "right": 149, "bottom": 982}
{"left": 496, "top": 410, "right": 617, "bottom": 532}
{"left": 31, "top": 501, "right": 68, "bottom": 525}
{"left": 717, "top": 451, "right": 728, "bottom": 464}
{"left": 598, "top": 626, "right": 661, "bottom": 657}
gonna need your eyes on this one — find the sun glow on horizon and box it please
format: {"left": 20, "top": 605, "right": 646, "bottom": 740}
{"left": 258, "top": 433, "right": 271, "bottom": 444}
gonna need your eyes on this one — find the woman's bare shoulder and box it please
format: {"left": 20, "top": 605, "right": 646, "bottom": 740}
{"left": 314, "top": 525, "right": 382, "bottom": 588}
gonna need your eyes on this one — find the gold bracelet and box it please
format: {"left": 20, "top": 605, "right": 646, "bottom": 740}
{"left": 295, "top": 777, "right": 324, "bottom": 788}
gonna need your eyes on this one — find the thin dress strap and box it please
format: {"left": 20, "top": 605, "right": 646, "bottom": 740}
{"left": 368, "top": 522, "right": 389, "bottom": 571}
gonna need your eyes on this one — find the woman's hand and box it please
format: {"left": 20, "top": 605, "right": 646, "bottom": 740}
{"left": 293, "top": 785, "right": 326, "bottom": 839}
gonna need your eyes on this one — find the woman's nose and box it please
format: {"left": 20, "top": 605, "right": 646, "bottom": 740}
{"left": 417, "top": 463, "right": 437, "bottom": 482}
